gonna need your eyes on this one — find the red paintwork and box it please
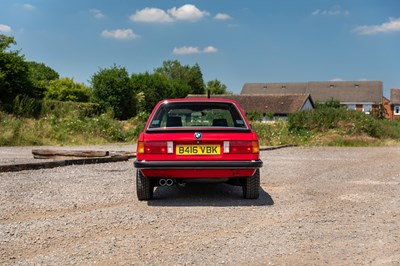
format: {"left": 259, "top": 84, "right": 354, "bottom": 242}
{"left": 141, "top": 169, "right": 256, "bottom": 178}
{"left": 136, "top": 98, "right": 260, "bottom": 179}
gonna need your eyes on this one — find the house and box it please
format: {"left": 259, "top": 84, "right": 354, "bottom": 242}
{"left": 241, "top": 81, "right": 383, "bottom": 114}
{"left": 383, "top": 89, "right": 400, "bottom": 120}
{"left": 187, "top": 94, "right": 315, "bottom": 121}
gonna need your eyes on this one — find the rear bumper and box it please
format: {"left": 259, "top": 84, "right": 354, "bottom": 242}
{"left": 134, "top": 159, "right": 263, "bottom": 169}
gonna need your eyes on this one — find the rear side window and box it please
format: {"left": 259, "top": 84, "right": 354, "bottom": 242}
{"left": 148, "top": 102, "right": 247, "bottom": 129}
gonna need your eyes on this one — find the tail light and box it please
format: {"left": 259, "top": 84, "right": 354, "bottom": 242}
{"left": 137, "top": 141, "right": 173, "bottom": 154}
{"left": 224, "top": 141, "right": 259, "bottom": 154}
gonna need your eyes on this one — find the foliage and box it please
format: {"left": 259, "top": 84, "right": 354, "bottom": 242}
{"left": 288, "top": 107, "right": 399, "bottom": 140}
{"left": 206, "top": 79, "right": 230, "bottom": 95}
{"left": 129, "top": 112, "right": 150, "bottom": 139}
{"left": 41, "top": 100, "right": 102, "bottom": 118}
{"left": 131, "top": 72, "right": 170, "bottom": 113}
{"left": 45, "top": 77, "right": 91, "bottom": 102}
{"left": 251, "top": 120, "right": 306, "bottom": 146}
{"left": 27, "top": 61, "right": 59, "bottom": 98}
{"left": 0, "top": 35, "right": 33, "bottom": 109}
{"left": 154, "top": 60, "right": 205, "bottom": 94}
{"left": 315, "top": 98, "right": 342, "bottom": 109}
{"left": 12, "top": 95, "right": 42, "bottom": 118}
{"left": 91, "top": 65, "right": 136, "bottom": 120}
{"left": 246, "top": 111, "right": 263, "bottom": 122}
{"left": 0, "top": 108, "right": 135, "bottom": 146}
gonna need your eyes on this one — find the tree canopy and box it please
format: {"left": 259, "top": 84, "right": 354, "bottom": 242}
{"left": 45, "top": 77, "right": 91, "bottom": 102}
{"left": 154, "top": 60, "right": 205, "bottom": 95}
{"left": 0, "top": 35, "right": 33, "bottom": 108}
{"left": 91, "top": 65, "right": 136, "bottom": 119}
{"left": 206, "top": 79, "right": 230, "bottom": 95}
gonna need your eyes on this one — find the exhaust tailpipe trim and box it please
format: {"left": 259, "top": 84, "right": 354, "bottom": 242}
{"left": 166, "top": 179, "right": 174, "bottom": 186}
{"left": 159, "top": 179, "right": 166, "bottom": 186}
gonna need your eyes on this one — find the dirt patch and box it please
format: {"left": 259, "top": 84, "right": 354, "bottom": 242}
{"left": 1, "top": 146, "right": 399, "bottom": 265}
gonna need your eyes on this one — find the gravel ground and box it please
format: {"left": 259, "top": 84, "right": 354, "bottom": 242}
{"left": 1, "top": 146, "right": 400, "bottom": 265}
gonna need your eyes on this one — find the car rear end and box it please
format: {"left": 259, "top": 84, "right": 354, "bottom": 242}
{"left": 134, "top": 98, "right": 263, "bottom": 200}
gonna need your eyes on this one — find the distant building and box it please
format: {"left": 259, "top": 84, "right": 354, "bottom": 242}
{"left": 187, "top": 94, "right": 314, "bottom": 121}
{"left": 384, "top": 89, "right": 400, "bottom": 120}
{"left": 241, "top": 81, "right": 383, "bottom": 114}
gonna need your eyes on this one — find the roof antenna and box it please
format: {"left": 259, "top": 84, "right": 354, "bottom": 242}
{"left": 207, "top": 90, "right": 210, "bottom": 99}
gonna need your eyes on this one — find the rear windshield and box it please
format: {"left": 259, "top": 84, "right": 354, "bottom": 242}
{"left": 147, "top": 102, "right": 248, "bottom": 130}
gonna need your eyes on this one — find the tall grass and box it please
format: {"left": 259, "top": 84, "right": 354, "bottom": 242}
{"left": 0, "top": 109, "right": 138, "bottom": 146}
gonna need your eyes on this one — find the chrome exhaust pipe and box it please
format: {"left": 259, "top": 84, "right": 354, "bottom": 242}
{"left": 166, "top": 179, "right": 174, "bottom": 186}
{"left": 159, "top": 179, "right": 166, "bottom": 186}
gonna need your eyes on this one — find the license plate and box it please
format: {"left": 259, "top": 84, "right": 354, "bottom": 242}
{"left": 176, "top": 145, "right": 220, "bottom": 155}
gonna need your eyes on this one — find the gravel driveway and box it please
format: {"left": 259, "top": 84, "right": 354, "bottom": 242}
{"left": 1, "top": 146, "right": 399, "bottom": 265}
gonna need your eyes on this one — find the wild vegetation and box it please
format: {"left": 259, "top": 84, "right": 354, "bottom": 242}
{"left": 1, "top": 34, "right": 399, "bottom": 147}
{"left": 252, "top": 100, "right": 400, "bottom": 146}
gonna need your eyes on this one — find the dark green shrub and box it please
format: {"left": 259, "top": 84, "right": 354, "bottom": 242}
{"left": 12, "top": 95, "right": 42, "bottom": 118}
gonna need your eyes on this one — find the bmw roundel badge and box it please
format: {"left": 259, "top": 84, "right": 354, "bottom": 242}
{"left": 194, "top": 132, "right": 202, "bottom": 139}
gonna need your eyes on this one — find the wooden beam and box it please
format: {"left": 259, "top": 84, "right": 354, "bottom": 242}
{"left": 32, "top": 149, "right": 109, "bottom": 159}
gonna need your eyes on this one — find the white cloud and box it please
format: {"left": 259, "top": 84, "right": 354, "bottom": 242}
{"left": 130, "top": 4, "right": 212, "bottom": 23}
{"left": 130, "top": 7, "right": 173, "bottom": 23}
{"left": 89, "top": 9, "right": 105, "bottom": 19}
{"left": 203, "top": 46, "right": 218, "bottom": 53}
{"left": 0, "top": 24, "right": 12, "bottom": 33}
{"left": 330, "top": 78, "right": 345, "bottom": 82}
{"left": 173, "top": 46, "right": 218, "bottom": 55}
{"left": 312, "top": 6, "right": 349, "bottom": 16}
{"left": 173, "top": 46, "right": 201, "bottom": 55}
{"left": 353, "top": 17, "right": 400, "bottom": 35}
{"left": 22, "top": 3, "right": 35, "bottom": 10}
{"left": 21, "top": 3, "right": 35, "bottom": 10}
{"left": 168, "top": 4, "right": 209, "bottom": 21}
{"left": 101, "top": 29, "right": 139, "bottom": 40}
{"left": 214, "top": 13, "right": 232, "bottom": 20}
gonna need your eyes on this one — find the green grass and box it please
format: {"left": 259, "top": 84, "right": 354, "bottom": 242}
{"left": 0, "top": 110, "right": 139, "bottom": 146}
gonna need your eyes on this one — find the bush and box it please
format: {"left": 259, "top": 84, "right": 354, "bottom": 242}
{"left": 288, "top": 107, "right": 397, "bottom": 140}
{"left": 45, "top": 77, "right": 92, "bottom": 102}
{"left": 41, "top": 100, "right": 102, "bottom": 118}
{"left": 12, "top": 95, "right": 42, "bottom": 118}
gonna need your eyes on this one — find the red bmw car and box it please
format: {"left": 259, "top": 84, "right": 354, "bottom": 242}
{"left": 134, "top": 98, "right": 263, "bottom": 200}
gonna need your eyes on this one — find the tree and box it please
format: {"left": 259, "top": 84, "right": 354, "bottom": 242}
{"left": 188, "top": 63, "right": 205, "bottom": 94}
{"left": 154, "top": 60, "right": 205, "bottom": 95}
{"left": 131, "top": 72, "right": 171, "bottom": 113}
{"left": 206, "top": 79, "right": 230, "bottom": 95}
{"left": 91, "top": 65, "right": 136, "bottom": 119}
{"left": 45, "top": 77, "right": 91, "bottom": 102}
{"left": 0, "top": 35, "right": 33, "bottom": 109}
{"left": 27, "top": 61, "right": 59, "bottom": 99}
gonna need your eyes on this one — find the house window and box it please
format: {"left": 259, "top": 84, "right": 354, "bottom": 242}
{"left": 347, "top": 104, "right": 356, "bottom": 110}
{"left": 363, "top": 104, "right": 372, "bottom": 114}
{"left": 395, "top": 106, "right": 400, "bottom": 115}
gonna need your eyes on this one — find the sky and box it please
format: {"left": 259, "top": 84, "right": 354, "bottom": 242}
{"left": 1, "top": 0, "right": 399, "bottom": 97}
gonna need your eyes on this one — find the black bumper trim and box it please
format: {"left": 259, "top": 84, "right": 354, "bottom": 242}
{"left": 134, "top": 160, "right": 263, "bottom": 169}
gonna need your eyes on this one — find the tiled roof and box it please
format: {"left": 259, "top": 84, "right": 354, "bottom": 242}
{"left": 241, "top": 81, "right": 383, "bottom": 104}
{"left": 390, "top": 89, "right": 400, "bottom": 105}
{"left": 187, "top": 94, "right": 314, "bottom": 114}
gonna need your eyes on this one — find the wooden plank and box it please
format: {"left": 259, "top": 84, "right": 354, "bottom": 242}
{"left": 32, "top": 149, "right": 109, "bottom": 158}
{"left": 0, "top": 156, "right": 130, "bottom": 173}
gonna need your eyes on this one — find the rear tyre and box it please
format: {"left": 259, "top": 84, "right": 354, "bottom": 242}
{"left": 136, "top": 170, "right": 153, "bottom": 201}
{"left": 243, "top": 169, "right": 260, "bottom": 199}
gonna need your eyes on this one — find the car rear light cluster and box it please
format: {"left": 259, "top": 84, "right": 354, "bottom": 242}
{"left": 137, "top": 141, "right": 173, "bottom": 154}
{"left": 137, "top": 141, "right": 259, "bottom": 154}
{"left": 224, "top": 141, "right": 259, "bottom": 154}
